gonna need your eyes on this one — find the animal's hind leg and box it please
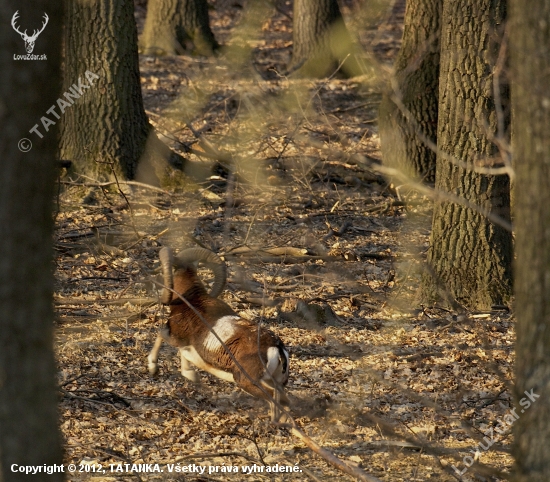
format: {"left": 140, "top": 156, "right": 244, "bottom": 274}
{"left": 180, "top": 348, "right": 199, "bottom": 382}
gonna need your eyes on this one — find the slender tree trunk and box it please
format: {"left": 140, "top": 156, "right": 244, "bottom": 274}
{"left": 140, "top": 0, "right": 218, "bottom": 56}
{"left": 378, "top": 0, "right": 442, "bottom": 183}
{"left": 289, "top": 0, "right": 359, "bottom": 78}
{"left": 0, "top": 3, "right": 64, "bottom": 480}
{"left": 422, "top": 0, "right": 512, "bottom": 309}
{"left": 60, "top": 0, "right": 180, "bottom": 182}
{"left": 511, "top": 0, "right": 550, "bottom": 479}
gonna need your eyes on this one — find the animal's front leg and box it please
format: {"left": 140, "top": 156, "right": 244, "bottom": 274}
{"left": 265, "top": 383, "right": 289, "bottom": 423}
{"left": 147, "top": 335, "right": 164, "bottom": 375}
{"left": 270, "top": 386, "right": 282, "bottom": 423}
{"left": 180, "top": 348, "right": 199, "bottom": 382}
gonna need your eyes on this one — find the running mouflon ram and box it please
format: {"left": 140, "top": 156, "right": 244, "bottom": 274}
{"left": 147, "top": 247, "right": 290, "bottom": 421}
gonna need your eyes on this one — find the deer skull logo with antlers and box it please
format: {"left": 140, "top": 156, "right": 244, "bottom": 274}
{"left": 11, "top": 11, "right": 49, "bottom": 54}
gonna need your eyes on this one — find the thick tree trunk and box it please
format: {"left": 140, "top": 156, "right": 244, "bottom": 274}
{"left": 511, "top": 1, "right": 550, "bottom": 479}
{"left": 422, "top": 0, "right": 512, "bottom": 309}
{"left": 60, "top": 0, "right": 179, "bottom": 182}
{"left": 0, "top": 3, "right": 64, "bottom": 480}
{"left": 378, "top": 0, "right": 442, "bottom": 183}
{"left": 289, "top": 0, "right": 358, "bottom": 78}
{"left": 140, "top": 0, "right": 218, "bottom": 56}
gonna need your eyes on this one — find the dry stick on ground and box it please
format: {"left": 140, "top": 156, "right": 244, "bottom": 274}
{"left": 184, "top": 121, "right": 234, "bottom": 166}
{"left": 144, "top": 109, "right": 232, "bottom": 167}
{"left": 60, "top": 373, "right": 87, "bottom": 387}
{"left": 54, "top": 296, "right": 158, "bottom": 305}
{"left": 61, "top": 389, "right": 118, "bottom": 408}
{"left": 226, "top": 246, "right": 308, "bottom": 256}
{"left": 327, "top": 101, "right": 380, "bottom": 115}
{"left": 60, "top": 179, "right": 173, "bottom": 196}
{"left": 225, "top": 253, "right": 390, "bottom": 264}
{"left": 323, "top": 220, "right": 352, "bottom": 242}
{"left": 152, "top": 281, "right": 381, "bottom": 482}
{"left": 284, "top": 424, "right": 382, "bottom": 482}
{"left": 67, "top": 276, "right": 129, "bottom": 283}
{"left": 62, "top": 389, "right": 130, "bottom": 407}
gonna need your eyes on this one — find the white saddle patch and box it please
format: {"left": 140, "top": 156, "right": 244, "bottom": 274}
{"left": 203, "top": 315, "right": 240, "bottom": 352}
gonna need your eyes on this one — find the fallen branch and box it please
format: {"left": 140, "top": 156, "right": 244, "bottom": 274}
{"left": 287, "top": 423, "right": 382, "bottom": 482}
{"left": 323, "top": 220, "right": 352, "bottom": 242}
{"left": 240, "top": 296, "right": 282, "bottom": 307}
{"left": 60, "top": 179, "right": 173, "bottom": 196}
{"left": 224, "top": 253, "right": 390, "bottom": 264}
{"left": 54, "top": 296, "right": 157, "bottom": 305}
{"left": 67, "top": 276, "right": 129, "bottom": 283}
{"left": 225, "top": 246, "right": 308, "bottom": 256}
{"left": 185, "top": 121, "right": 234, "bottom": 167}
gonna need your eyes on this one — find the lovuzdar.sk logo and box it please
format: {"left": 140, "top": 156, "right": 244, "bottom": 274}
{"left": 11, "top": 10, "right": 48, "bottom": 60}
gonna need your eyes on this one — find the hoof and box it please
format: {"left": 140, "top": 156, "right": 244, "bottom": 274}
{"left": 148, "top": 362, "right": 159, "bottom": 376}
{"left": 275, "top": 410, "right": 290, "bottom": 424}
{"left": 181, "top": 369, "right": 199, "bottom": 382}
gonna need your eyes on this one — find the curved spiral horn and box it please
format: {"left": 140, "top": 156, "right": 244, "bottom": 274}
{"left": 174, "top": 247, "right": 227, "bottom": 298}
{"left": 159, "top": 247, "right": 174, "bottom": 304}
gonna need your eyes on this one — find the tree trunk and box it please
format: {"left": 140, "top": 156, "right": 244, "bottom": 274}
{"left": 422, "top": 0, "right": 512, "bottom": 309}
{"left": 140, "top": 0, "right": 218, "bottom": 56}
{"left": 511, "top": 1, "right": 550, "bottom": 479}
{"left": 378, "top": 0, "right": 442, "bottom": 183}
{"left": 0, "top": 3, "right": 64, "bottom": 480}
{"left": 289, "top": 0, "right": 359, "bottom": 78}
{"left": 60, "top": 0, "right": 180, "bottom": 182}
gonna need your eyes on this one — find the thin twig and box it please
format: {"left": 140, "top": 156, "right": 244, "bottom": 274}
{"left": 60, "top": 373, "right": 87, "bottom": 387}
{"left": 286, "top": 424, "right": 382, "bottom": 482}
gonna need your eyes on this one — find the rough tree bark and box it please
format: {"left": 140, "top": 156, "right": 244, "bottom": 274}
{"left": 511, "top": 0, "right": 550, "bottom": 479}
{"left": 140, "top": 0, "right": 219, "bottom": 56}
{"left": 378, "top": 0, "right": 442, "bottom": 183}
{"left": 422, "top": 0, "right": 512, "bottom": 309}
{"left": 0, "top": 2, "right": 64, "bottom": 480}
{"left": 60, "top": 0, "right": 180, "bottom": 182}
{"left": 289, "top": 0, "right": 359, "bottom": 78}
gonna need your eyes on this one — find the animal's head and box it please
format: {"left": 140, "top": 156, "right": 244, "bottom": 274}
{"left": 159, "top": 247, "right": 227, "bottom": 304}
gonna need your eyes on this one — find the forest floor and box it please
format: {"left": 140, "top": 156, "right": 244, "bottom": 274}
{"left": 54, "top": 1, "right": 515, "bottom": 481}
